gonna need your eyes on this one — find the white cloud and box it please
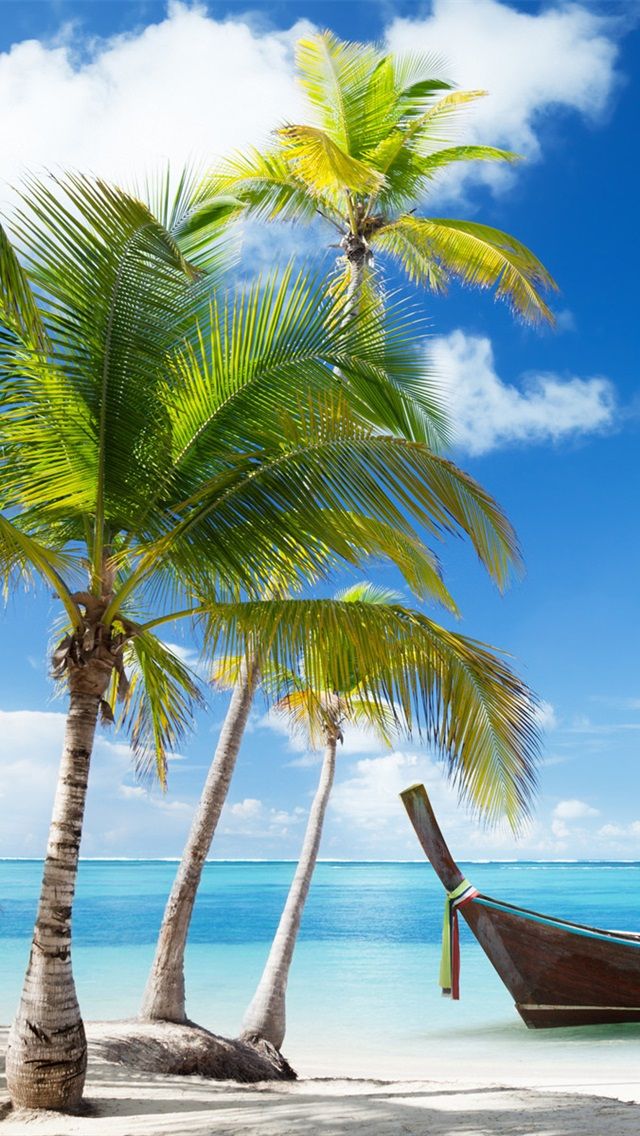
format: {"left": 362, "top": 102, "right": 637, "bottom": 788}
{"left": 330, "top": 750, "right": 461, "bottom": 837}
{"left": 0, "top": 0, "right": 622, "bottom": 212}
{"left": 551, "top": 797, "right": 599, "bottom": 838}
{"left": 220, "top": 795, "right": 305, "bottom": 838}
{"left": 118, "top": 781, "right": 191, "bottom": 811}
{"left": 228, "top": 797, "right": 262, "bottom": 819}
{"left": 554, "top": 798, "right": 599, "bottom": 821}
{"left": 567, "top": 716, "right": 640, "bottom": 735}
{"left": 555, "top": 309, "right": 576, "bottom": 334}
{"left": 598, "top": 821, "right": 640, "bottom": 840}
{"left": 119, "top": 784, "right": 147, "bottom": 801}
{"left": 535, "top": 700, "right": 558, "bottom": 732}
{"left": 261, "top": 710, "right": 394, "bottom": 759}
{"left": 432, "top": 330, "right": 616, "bottom": 454}
{"left": 0, "top": 3, "right": 308, "bottom": 203}
{"left": 386, "top": 0, "right": 619, "bottom": 196}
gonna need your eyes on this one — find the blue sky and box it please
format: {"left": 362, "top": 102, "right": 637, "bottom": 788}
{"left": 0, "top": 0, "right": 639, "bottom": 860}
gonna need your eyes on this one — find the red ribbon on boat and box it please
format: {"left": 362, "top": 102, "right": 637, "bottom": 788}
{"left": 440, "top": 879, "right": 479, "bottom": 1000}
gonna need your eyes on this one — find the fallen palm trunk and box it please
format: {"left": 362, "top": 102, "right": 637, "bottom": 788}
{"left": 86, "top": 1019, "right": 296, "bottom": 1081}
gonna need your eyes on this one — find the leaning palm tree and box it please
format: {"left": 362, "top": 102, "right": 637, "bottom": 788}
{"left": 224, "top": 582, "right": 539, "bottom": 1051}
{"left": 211, "top": 30, "right": 557, "bottom": 321}
{"left": 1, "top": 175, "right": 520, "bottom": 1109}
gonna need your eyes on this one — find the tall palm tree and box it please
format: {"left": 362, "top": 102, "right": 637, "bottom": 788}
{"left": 225, "top": 582, "right": 538, "bottom": 1050}
{"left": 0, "top": 175, "right": 519, "bottom": 1109}
{"left": 211, "top": 30, "right": 556, "bottom": 321}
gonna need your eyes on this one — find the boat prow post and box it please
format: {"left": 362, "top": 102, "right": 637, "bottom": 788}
{"left": 400, "top": 783, "right": 464, "bottom": 893}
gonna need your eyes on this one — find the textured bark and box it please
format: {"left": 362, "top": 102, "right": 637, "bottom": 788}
{"left": 86, "top": 1019, "right": 296, "bottom": 1081}
{"left": 341, "top": 233, "right": 369, "bottom": 311}
{"left": 140, "top": 658, "right": 260, "bottom": 1023}
{"left": 5, "top": 666, "right": 107, "bottom": 1112}
{"left": 240, "top": 730, "right": 338, "bottom": 1050}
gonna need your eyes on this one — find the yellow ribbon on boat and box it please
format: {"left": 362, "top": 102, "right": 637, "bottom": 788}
{"left": 440, "top": 879, "right": 478, "bottom": 996}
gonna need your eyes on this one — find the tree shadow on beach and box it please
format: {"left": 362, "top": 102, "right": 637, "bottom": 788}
{"left": 1, "top": 1076, "right": 639, "bottom": 1135}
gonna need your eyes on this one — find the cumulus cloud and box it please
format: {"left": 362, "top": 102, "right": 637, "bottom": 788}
{"left": 228, "top": 797, "right": 263, "bottom": 820}
{"left": 386, "top": 0, "right": 619, "bottom": 195}
{"left": 598, "top": 821, "right": 640, "bottom": 840}
{"left": 330, "top": 751, "right": 463, "bottom": 841}
{"left": 0, "top": 0, "right": 622, "bottom": 211}
{"left": 0, "top": 3, "right": 308, "bottom": 201}
{"left": 220, "top": 796, "right": 305, "bottom": 838}
{"left": 432, "top": 330, "right": 616, "bottom": 454}
{"left": 551, "top": 797, "right": 599, "bottom": 838}
{"left": 554, "top": 799, "right": 599, "bottom": 821}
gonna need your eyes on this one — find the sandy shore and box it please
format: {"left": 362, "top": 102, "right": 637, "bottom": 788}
{"left": 1, "top": 1027, "right": 639, "bottom": 1136}
{"left": 2, "top": 1076, "right": 640, "bottom": 1136}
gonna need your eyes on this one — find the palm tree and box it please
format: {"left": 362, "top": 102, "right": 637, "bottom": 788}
{"left": 229, "top": 582, "right": 538, "bottom": 1050}
{"left": 0, "top": 174, "right": 521, "bottom": 1109}
{"left": 140, "top": 551, "right": 459, "bottom": 1025}
{"left": 211, "top": 30, "right": 556, "bottom": 322}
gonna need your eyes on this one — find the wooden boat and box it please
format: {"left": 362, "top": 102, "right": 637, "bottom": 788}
{"left": 400, "top": 782, "right": 640, "bottom": 1028}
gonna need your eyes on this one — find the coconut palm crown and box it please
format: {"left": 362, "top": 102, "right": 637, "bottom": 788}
{"left": 212, "top": 31, "right": 557, "bottom": 322}
{"left": 234, "top": 580, "right": 540, "bottom": 1050}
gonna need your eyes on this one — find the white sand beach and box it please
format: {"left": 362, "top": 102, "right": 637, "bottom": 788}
{"left": 2, "top": 1026, "right": 639, "bottom": 1136}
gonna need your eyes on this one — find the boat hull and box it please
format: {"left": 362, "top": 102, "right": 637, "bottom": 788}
{"left": 400, "top": 783, "right": 640, "bottom": 1029}
{"left": 462, "top": 899, "right": 640, "bottom": 1029}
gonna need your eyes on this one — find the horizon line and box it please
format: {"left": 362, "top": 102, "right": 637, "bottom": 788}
{"left": 2, "top": 857, "right": 640, "bottom": 865}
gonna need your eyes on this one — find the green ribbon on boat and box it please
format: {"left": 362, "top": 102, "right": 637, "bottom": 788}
{"left": 439, "top": 879, "right": 476, "bottom": 994}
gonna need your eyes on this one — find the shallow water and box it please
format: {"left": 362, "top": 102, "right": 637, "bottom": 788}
{"left": 2, "top": 860, "right": 640, "bottom": 1087}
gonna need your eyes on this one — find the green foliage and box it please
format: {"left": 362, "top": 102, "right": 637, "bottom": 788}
{"left": 0, "top": 222, "right": 46, "bottom": 351}
{"left": 118, "top": 631, "right": 205, "bottom": 785}
{"left": 207, "top": 591, "right": 539, "bottom": 828}
{"left": 0, "top": 172, "right": 522, "bottom": 784}
{"left": 374, "top": 217, "right": 556, "bottom": 324}
{"left": 211, "top": 30, "right": 556, "bottom": 324}
{"left": 278, "top": 125, "right": 385, "bottom": 196}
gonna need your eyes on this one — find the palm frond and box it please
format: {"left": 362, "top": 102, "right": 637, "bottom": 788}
{"left": 0, "top": 221, "right": 46, "bottom": 351}
{"left": 201, "top": 596, "right": 539, "bottom": 826}
{"left": 149, "top": 267, "right": 449, "bottom": 515}
{"left": 392, "top": 52, "right": 452, "bottom": 111}
{"left": 295, "top": 31, "right": 381, "bottom": 154}
{"left": 278, "top": 125, "right": 384, "bottom": 196}
{"left": 208, "top": 149, "right": 324, "bottom": 225}
{"left": 139, "top": 163, "right": 241, "bottom": 274}
{"left": 324, "top": 514, "right": 459, "bottom": 612}
{"left": 6, "top": 174, "right": 209, "bottom": 563}
{"left": 118, "top": 630, "right": 205, "bottom": 786}
{"left": 142, "top": 404, "right": 519, "bottom": 600}
{"left": 374, "top": 215, "right": 557, "bottom": 324}
{"left": 0, "top": 512, "right": 80, "bottom": 623}
{"left": 419, "top": 145, "right": 520, "bottom": 174}
{"left": 335, "top": 581, "right": 403, "bottom": 605}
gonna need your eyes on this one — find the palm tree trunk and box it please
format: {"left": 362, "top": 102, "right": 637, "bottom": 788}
{"left": 5, "top": 681, "right": 103, "bottom": 1112}
{"left": 240, "top": 729, "right": 338, "bottom": 1050}
{"left": 140, "top": 658, "right": 260, "bottom": 1023}
{"left": 346, "top": 253, "right": 366, "bottom": 309}
{"left": 341, "top": 232, "right": 370, "bottom": 311}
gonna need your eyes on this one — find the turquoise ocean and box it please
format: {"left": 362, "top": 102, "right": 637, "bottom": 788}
{"left": 2, "top": 860, "right": 640, "bottom": 1088}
